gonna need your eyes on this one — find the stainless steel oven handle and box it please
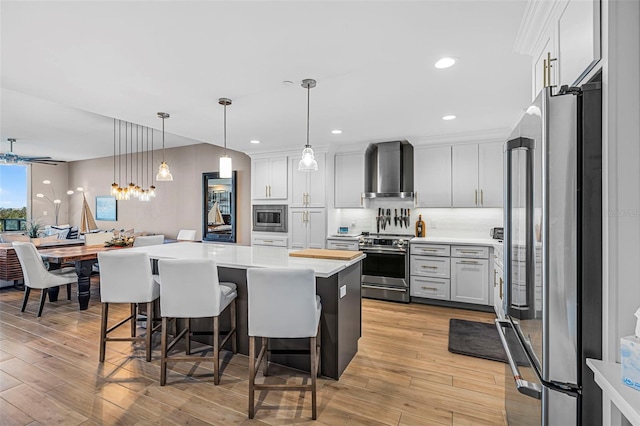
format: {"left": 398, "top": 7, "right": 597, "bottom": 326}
{"left": 362, "top": 284, "right": 406, "bottom": 292}
{"left": 361, "top": 248, "right": 406, "bottom": 254}
{"left": 495, "top": 320, "right": 542, "bottom": 400}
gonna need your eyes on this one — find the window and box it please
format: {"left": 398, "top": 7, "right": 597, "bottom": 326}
{"left": 0, "top": 164, "right": 29, "bottom": 232}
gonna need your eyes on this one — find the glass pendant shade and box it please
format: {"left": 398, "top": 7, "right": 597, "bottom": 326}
{"left": 219, "top": 155, "right": 232, "bottom": 178}
{"left": 156, "top": 161, "right": 173, "bottom": 181}
{"left": 111, "top": 183, "right": 119, "bottom": 196}
{"left": 149, "top": 185, "right": 156, "bottom": 198}
{"left": 298, "top": 78, "right": 319, "bottom": 172}
{"left": 298, "top": 146, "right": 318, "bottom": 171}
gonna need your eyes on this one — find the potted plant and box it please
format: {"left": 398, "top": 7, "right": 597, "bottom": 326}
{"left": 27, "top": 219, "right": 43, "bottom": 245}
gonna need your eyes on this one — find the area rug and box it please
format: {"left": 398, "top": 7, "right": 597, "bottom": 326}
{"left": 448, "top": 318, "right": 528, "bottom": 365}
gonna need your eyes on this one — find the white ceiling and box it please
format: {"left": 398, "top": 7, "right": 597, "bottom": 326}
{"left": 0, "top": 1, "right": 532, "bottom": 162}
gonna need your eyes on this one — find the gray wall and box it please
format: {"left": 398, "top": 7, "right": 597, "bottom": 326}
{"left": 36, "top": 143, "right": 252, "bottom": 244}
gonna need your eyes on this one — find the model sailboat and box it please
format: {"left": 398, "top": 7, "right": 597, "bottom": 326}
{"left": 80, "top": 194, "right": 98, "bottom": 233}
{"left": 208, "top": 201, "right": 224, "bottom": 225}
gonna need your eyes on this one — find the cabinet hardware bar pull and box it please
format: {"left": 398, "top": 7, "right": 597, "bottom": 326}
{"left": 265, "top": 185, "right": 268, "bottom": 198}
{"left": 421, "top": 248, "right": 438, "bottom": 252}
{"left": 481, "top": 189, "right": 484, "bottom": 205}
{"left": 460, "top": 250, "right": 479, "bottom": 254}
{"left": 543, "top": 58, "right": 548, "bottom": 88}
{"left": 494, "top": 269, "right": 497, "bottom": 287}
{"left": 263, "top": 240, "right": 273, "bottom": 243}
{"left": 475, "top": 189, "right": 478, "bottom": 205}
{"left": 421, "top": 265, "right": 438, "bottom": 269}
{"left": 499, "top": 277, "right": 503, "bottom": 299}
{"left": 421, "top": 286, "right": 438, "bottom": 291}
{"left": 269, "top": 185, "right": 272, "bottom": 197}
{"left": 460, "top": 260, "right": 479, "bottom": 264}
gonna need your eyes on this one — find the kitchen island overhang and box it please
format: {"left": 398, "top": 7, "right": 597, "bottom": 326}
{"left": 126, "top": 242, "right": 365, "bottom": 379}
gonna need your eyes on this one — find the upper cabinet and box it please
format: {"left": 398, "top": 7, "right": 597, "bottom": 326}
{"left": 290, "top": 153, "right": 326, "bottom": 208}
{"left": 452, "top": 143, "right": 503, "bottom": 208}
{"left": 334, "top": 152, "right": 365, "bottom": 208}
{"left": 529, "top": 0, "right": 601, "bottom": 97}
{"left": 252, "top": 156, "right": 288, "bottom": 200}
{"left": 414, "top": 146, "right": 452, "bottom": 207}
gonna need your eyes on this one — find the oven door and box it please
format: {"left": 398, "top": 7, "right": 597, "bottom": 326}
{"left": 361, "top": 248, "right": 409, "bottom": 303}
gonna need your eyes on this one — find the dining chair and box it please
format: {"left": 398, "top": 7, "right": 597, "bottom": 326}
{"left": 84, "top": 232, "right": 114, "bottom": 246}
{"left": 133, "top": 234, "right": 165, "bottom": 247}
{"left": 246, "top": 268, "right": 321, "bottom": 420}
{"left": 12, "top": 242, "right": 77, "bottom": 317}
{"left": 97, "top": 251, "right": 161, "bottom": 362}
{"left": 157, "top": 258, "right": 237, "bottom": 386}
{"left": 176, "top": 229, "right": 197, "bottom": 241}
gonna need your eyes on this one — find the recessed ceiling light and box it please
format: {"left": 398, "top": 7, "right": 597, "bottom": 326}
{"left": 435, "top": 57, "right": 457, "bottom": 69}
{"left": 282, "top": 80, "right": 294, "bottom": 86}
{"left": 331, "top": 129, "right": 342, "bottom": 134}
{"left": 442, "top": 115, "right": 456, "bottom": 120}
{"left": 250, "top": 140, "right": 260, "bottom": 144}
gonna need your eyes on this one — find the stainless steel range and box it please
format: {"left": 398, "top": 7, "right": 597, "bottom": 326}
{"left": 359, "top": 233, "right": 412, "bottom": 303}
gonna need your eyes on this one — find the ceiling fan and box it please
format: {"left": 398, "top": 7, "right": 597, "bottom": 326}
{"left": 0, "top": 138, "right": 64, "bottom": 165}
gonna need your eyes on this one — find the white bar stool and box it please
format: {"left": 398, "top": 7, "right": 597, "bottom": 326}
{"left": 176, "top": 229, "right": 197, "bottom": 241}
{"left": 157, "top": 258, "right": 237, "bottom": 386}
{"left": 97, "top": 251, "right": 161, "bottom": 362}
{"left": 133, "top": 234, "right": 165, "bottom": 247}
{"left": 246, "top": 268, "right": 322, "bottom": 420}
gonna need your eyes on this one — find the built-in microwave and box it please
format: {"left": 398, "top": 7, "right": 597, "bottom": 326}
{"left": 252, "top": 204, "right": 288, "bottom": 233}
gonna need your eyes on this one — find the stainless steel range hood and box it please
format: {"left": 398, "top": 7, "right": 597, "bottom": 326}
{"left": 363, "top": 140, "right": 414, "bottom": 199}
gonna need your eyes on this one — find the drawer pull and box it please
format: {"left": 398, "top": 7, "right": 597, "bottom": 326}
{"left": 262, "top": 240, "right": 273, "bottom": 243}
{"left": 421, "top": 248, "right": 438, "bottom": 252}
{"left": 460, "top": 250, "right": 480, "bottom": 254}
{"left": 460, "top": 260, "right": 479, "bottom": 264}
{"left": 421, "top": 286, "right": 438, "bottom": 291}
{"left": 421, "top": 265, "right": 438, "bottom": 269}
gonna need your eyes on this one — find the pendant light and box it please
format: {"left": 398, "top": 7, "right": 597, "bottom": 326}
{"left": 149, "top": 127, "right": 156, "bottom": 197}
{"left": 110, "top": 118, "right": 119, "bottom": 196}
{"left": 218, "top": 98, "right": 232, "bottom": 178}
{"left": 298, "top": 78, "right": 318, "bottom": 172}
{"left": 156, "top": 112, "right": 173, "bottom": 181}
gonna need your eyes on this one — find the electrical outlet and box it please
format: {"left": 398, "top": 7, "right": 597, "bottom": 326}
{"left": 340, "top": 285, "right": 347, "bottom": 298}
{"left": 351, "top": 218, "right": 356, "bottom": 227}
{"left": 431, "top": 220, "right": 437, "bottom": 229}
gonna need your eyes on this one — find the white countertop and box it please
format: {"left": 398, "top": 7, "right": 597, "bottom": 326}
{"left": 126, "top": 242, "right": 365, "bottom": 278}
{"left": 410, "top": 236, "right": 500, "bottom": 246}
{"left": 587, "top": 359, "right": 640, "bottom": 425}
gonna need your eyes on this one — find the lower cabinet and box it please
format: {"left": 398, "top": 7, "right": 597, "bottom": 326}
{"left": 450, "top": 257, "right": 489, "bottom": 305}
{"left": 326, "top": 238, "right": 359, "bottom": 250}
{"left": 290, "top": 208, "right": 326, "bottom": 250}
{"left": 410, "top": 242, "right": 491, "bottom": 306}
{"left": 252, "top": 234, "right": 288, "bottom": 247}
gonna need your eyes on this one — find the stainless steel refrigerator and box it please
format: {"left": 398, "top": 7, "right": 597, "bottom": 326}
{"left": 496, "top": 76, "right": 602, "bottom": 425}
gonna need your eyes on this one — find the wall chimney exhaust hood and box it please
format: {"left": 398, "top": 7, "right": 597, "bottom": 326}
{"left": 363, "top": 140, "right": 414, "bottom": 199}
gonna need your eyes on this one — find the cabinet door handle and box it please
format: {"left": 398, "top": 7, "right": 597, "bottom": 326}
{"left": 481, "top": 189, "right": 484, "bottom": 206}
{"left": 421, "top": 286, "right": 438, "bottom": 291}
{"left": 306, "top": 193, "right": 310, "bottom": 205}
{"left": 415, "top": 191, "right": 418, "bottom": 206}
{"left": 499, "top": 277, "right": 503, "bottom": 299}
{"left": 265, "top": 185, "right": 268, "bottom": 198}
{"left": 494, "top": 269, "right": 497, "bottom": 286}
{"left": 360, "top": 193, "right": 363, "bottom": 207}
{"left": 475, "top": 189, "right": 478, "bottom": 206}
{"left": 269, "top": 185, "right": 272, "bottom": 197}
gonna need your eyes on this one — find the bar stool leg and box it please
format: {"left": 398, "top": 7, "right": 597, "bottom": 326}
{"left": 186, "top": 318, "right": 191, "bottom": 355}
{"left": 214, "top": 316, "right": 220, "bottom": 385}
{"left": 230, "top": 299, "right": 237, "bottom": 353}
{"left": 130, "top": 303, "right": 137, "bottom": 337}
{"left": 249, "top": 336, "right": 256, "bottom": 419}
{"left": 99, "top": 303, "right": 109, "bottom": 362}
{"left": 66, "top": 283, "right": 72, "bottom": 300}
{"left": 310, "top": 335, "right": 318, "bottom": 420}
{"left": 145, "top": 301, "right": 153, "bottom": 362}
{"left": 262, "top": 337, "right": 269, "bottom": 376}
{"left": 161, "top": 317, "right": 169, "bottom": 386}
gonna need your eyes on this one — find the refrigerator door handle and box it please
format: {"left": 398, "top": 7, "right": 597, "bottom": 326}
{"left": 495, "top": 319, "right": 542, "bottom": 400}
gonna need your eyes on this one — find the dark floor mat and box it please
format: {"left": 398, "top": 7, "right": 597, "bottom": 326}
{"left": 448, "top": 318, "right": 529, "bottom": 366}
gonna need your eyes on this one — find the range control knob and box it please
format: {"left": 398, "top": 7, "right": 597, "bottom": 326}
{"left": 397, "top": 239, "right": 405, "bottom": 247}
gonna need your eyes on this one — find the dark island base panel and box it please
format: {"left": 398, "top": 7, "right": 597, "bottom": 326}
{"left": 187, "top": 262, "right": 362, "bottom": 380}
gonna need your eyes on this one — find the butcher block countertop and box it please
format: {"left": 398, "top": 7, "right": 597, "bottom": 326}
{"left": 289, "top": 248, "right": 363, "bottom": 261}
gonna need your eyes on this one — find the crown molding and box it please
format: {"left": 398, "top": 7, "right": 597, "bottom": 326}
{"left": 514, "top": 0, "right": 564, "bottom": 56}
{"left": 409, "top": 128, "right": 511, "bottom": 147}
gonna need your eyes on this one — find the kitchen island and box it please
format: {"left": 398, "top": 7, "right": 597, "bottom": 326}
{"left": 126, "top": 242, "right": 365, "bottom": 379}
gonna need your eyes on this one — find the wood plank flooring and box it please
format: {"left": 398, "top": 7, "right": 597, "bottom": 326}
{"left": 0, "top": 279, "right": 506, "bottom": 425}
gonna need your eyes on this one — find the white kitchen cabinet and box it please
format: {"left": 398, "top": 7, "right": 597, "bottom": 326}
{"left": 290, "top": 153, "right": 326, "bottom": 208}
{"left": 478, "top": 142, "right": 503, "bottom": 207}
{"left": 252, "top": 234, "right": 288, "bottom": 247}
{"left": 414, "top": 146, "right": 452, "bottom": 207}
{"left": 290, "top": 208, "right": 325, "bottom": 250}
{"left": 452, "top": 144, "right": 479, "bottom": 207}
{"left": 252, "top": 156, "right": 288, "bottom": 200}
{"left": 326, "top": 238, "right": 359, "bottom": 251}
{"left": 451, "top": 258, "right": 489, "bottom": 305}
{"left": 452, "top": 143, "right": 503, "bottom": 208}
{"left": 557, "top": 0, "right": 601, "bottom": 89}
{"left": 334, "top": 152, "right": 365, "bottom": 208}
{"left": 410, "top": 276, "right": 450, "bottom": 300}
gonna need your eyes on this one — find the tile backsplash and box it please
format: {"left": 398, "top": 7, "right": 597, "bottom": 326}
{"left": 329, "top": 207, "right": 502, "bottom": 239}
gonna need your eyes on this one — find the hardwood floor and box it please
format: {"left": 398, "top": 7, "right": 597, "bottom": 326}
{"left": 0, "top": 279, "right": 506, "bottom": 425}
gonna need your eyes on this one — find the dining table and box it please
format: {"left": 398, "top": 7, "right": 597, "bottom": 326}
{"left": 37, "top": 244, "right": 123, "bottom": 310}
